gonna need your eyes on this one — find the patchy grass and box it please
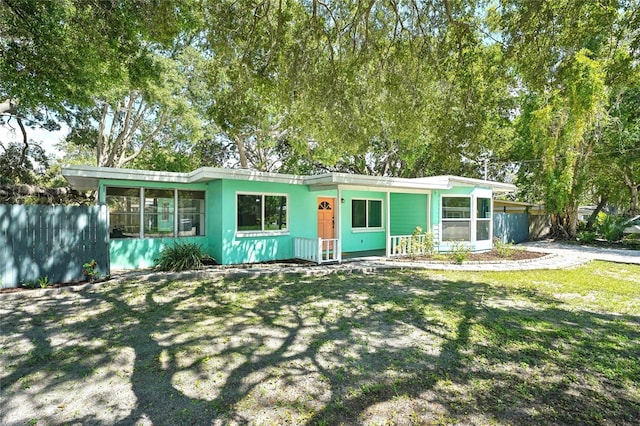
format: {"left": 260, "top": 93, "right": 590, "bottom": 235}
{"left": 1, "top": 262, "right": 639, "bottom": 425}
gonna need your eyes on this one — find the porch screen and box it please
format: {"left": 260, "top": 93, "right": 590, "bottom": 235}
{"left": 442, "top": 197, "right": 471, "bottom": 241}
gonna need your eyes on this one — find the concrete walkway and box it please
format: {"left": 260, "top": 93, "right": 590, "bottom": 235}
{"left": 519, "top": 240, "right": 640, "bottom": 265}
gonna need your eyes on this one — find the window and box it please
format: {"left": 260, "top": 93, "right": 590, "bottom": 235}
{"left": 442, "top": 197, "right": 471, "bottom": 241}
{"left": 352, "top": 199, "right": 383, "bottom": 229}
{"left": 107, "top": 187, "right": 206, "bottom": 238}
{"left": 107, "top": 187, "right": 141, "bottom": 238}
{"left": 237, "top": 193, "right": 288, "bottom": 233}
{"left": 476, "top": 198, "right": 491, "bottom": 241}
{"left": 145, "top": 189, "right": 175, "bottom": 237}
{"left": 178, "top": 191, "right": 205, "bottom": 236}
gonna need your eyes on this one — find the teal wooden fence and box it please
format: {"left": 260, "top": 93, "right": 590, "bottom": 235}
{"left": 493, "top": 212, "right": 529, "bottom": 244}
{"left": 0, "top": 205, "right": 109, "bottom": 288}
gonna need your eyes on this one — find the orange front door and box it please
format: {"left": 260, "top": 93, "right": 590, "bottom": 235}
{"left": 317, "top": 197, "right": 335, "bottom": 241}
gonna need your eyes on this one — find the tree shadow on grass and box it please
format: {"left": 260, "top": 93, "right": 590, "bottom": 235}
{"left": 1, "top": 270, "right": 639, "bottom": 425}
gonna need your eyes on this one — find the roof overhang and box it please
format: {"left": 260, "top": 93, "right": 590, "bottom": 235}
{"left": 304, "top": 172, "right": 451, "bottom": 192}
{"left": 415, "top": 175, "right": 516, "bottom": 193}
{"left": 62, "top": 166, "right": 191, "bottom": 191}
{"left": 62, "top": 166, "right": 307, "bottom": 190}
{"left": 62, "top": 166, "right": 517, "bottom": 194}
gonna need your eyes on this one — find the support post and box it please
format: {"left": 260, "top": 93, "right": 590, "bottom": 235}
{"left": 385, "top": 191, "right": 391, "bottom": 258}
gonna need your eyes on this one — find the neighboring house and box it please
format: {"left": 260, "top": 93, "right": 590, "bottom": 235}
{"left": 62, "top": 166, "right": 516, "bottom": 270}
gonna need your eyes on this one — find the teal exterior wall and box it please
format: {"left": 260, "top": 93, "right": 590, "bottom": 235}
{"left": 109, "top": 236, "right": 208, "bottom": 269}
{"left": 217, "top": 179, "right": 334, "bottom": 264}
{"left": 99, "top": 175, "right": 497, "bottom": 269}
{"left": 207, "top": 180, "right": 223, "bottom": 263}
{"left": 390, "top": 193, "right": 428, "bottom": 235}
{"left": 340, "top": 189, "right": 386, "bottom": 253}
{"left": 100, "top": 179, "right": 211, "bottom": 270}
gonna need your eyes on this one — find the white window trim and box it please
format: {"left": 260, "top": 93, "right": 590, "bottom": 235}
{"left": 441, "top": 195, "right": 472, "bottom": 242}
{"left": 351, "top": 198, "right": 384, "bottom": 231}
{"left": 236, "top": 191, "right": 290, "bottom": 236}
{"left": 441, "top": 195, "right": 494, "bottom": 243}
{"left": 476, "top": 197, "right": 492, "bottom": 241}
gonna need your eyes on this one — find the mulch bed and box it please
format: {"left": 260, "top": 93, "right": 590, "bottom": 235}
{"left": 395, "top": 248, "right": 547, "bottom": 262}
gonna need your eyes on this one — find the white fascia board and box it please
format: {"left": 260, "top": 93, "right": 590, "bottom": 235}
{"left": 304, "top": 173, "right": 450, "bottom": 191}
{"left": 189, "top": 167, "right": 306, "bottom": 185}
{"left": 62, "top": 165, "right": 191, "bottom": 189}
{"left": 420, "top": 175, "right": 516, "bottom": 192}
{"left": 62, "top": 165, "right": 307, "bottom": 189}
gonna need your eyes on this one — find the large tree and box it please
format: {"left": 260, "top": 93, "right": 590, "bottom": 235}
{"left": 496, "top": 0, "right": 639, "bottom": 236}
{"left": 0, "top": 0, "right": 198, "bottom": 172}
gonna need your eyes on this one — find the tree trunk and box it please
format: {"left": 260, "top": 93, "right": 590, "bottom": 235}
{"left": 623, "top": 173, "right": 639, "bottom": 216}
{"left": 235, "top": 135, "right": 249, "bottom": 168}
{"left": 0, "top": 99, "right": 29, "bottom": 165}
{"left": 585, "top": 195, "right": 608, "bottom": 230}
{"left": 630, "top": 184, "right": 639, "bottom": 216}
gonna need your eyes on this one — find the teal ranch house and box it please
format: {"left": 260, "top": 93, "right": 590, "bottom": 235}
{"left": 62, "top": 166, "right": 516, "bottom": 270}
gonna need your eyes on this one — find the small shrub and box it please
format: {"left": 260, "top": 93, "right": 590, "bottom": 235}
{"left": 493, "top": 237, "right": 518, "bottom": 258}
{"left": 155, "top": 242, "right": 214, "bottom": 272}
{"left": 21, "top": 281, "right": 37, "bottom": 289}
{"left": 448, "top": 241, "right": 471, "bottom": 264}
{"left": 37, "top": 276, "right": 49, "bottom": 288}
{"left": 396, "top": 226, "right": 438, "bottom": 256}
{"left": 576, "top": 231, "right": 597, "bottom": 244}
{"left": 82, "top": 259, "right": 99, "bottom": 282}
{"left": 596, "top": 213, "right": 627, "bottom": 243}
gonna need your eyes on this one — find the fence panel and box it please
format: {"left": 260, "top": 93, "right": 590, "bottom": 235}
{"left": 493, "top": 212, "right": 529, "bottom": 244}
{"left": 0, "top": 204, "right": 109, "bottom": 288}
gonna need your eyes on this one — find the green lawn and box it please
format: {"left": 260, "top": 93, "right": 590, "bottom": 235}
{"left": 1, "top": 261, "right": 639, "bottom": 425}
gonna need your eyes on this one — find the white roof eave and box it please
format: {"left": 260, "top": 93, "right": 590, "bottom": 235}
{"left": 304, "top": 173, "right": 451, "bottom": 191}
{"left": 62, "top": 166, "right": 516, "bottom": 193}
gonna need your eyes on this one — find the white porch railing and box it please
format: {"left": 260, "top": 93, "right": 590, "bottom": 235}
{"left": 390, "top": 234, "right": 433, "bottom": 256}
{"left": 294, "top": 237, "right": 341, "bottom": 264}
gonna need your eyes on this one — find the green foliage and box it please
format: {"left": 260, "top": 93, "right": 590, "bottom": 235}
{"left": 82, "top": 260, "right": 99, "bottom": 281}
{"left": 621, "top": 233, "right": 640, "bottom": 247}
{"left": 0, "top": 0, "right": 198, "bottom": 111}
{"left": 0, "top": 142, "right": 49, "bottom": 185}
{"left": 493, "top": 238, "right": 519, "bottom": 258}
{"left": 155, "top": 242, "right": 214, "bottom": 272}
{"left": 576, "top": 231, "right": 597, "bottom": 244}
{"left": 596, "top": 213, "right": 628, "bottom": 243}
{"left": 448, "top": 242, "right": 471, "bottom": 264}
{"left": 513, "top": 49, "right": 607, "bottom": 237}
{"left": 37, "top": 276, "right": 49, "bottom": 289}
{"left": 20, "top": 280, "right": 37, "bottom": 289}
